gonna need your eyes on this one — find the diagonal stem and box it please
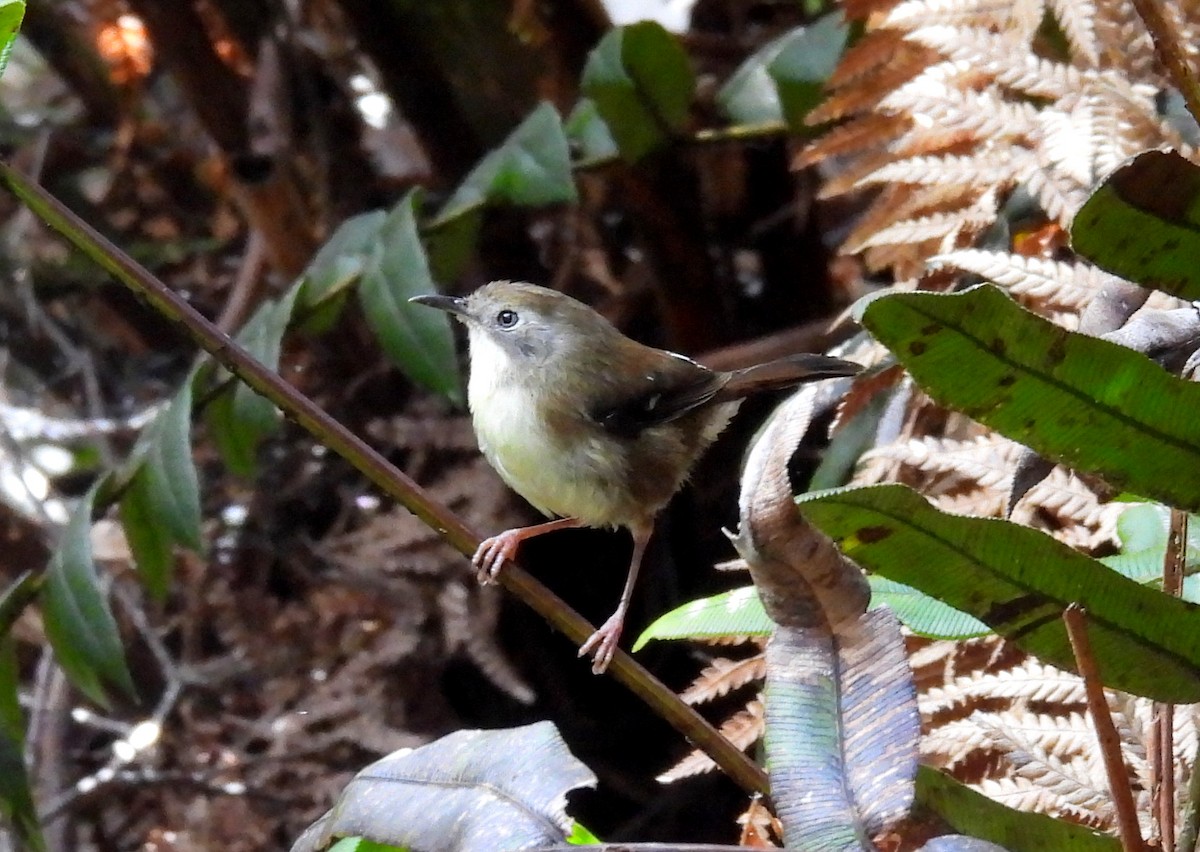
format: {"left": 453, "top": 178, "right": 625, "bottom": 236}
{"left": 0, "top": 160, "right": 768, "bottom": 798}
{"left": 1129, "top": 0, "right": 1200, "bottom": 127}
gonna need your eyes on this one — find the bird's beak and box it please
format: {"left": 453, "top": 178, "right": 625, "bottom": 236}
{"left": 409, "top": 294, "right": 469, "bottom": 319}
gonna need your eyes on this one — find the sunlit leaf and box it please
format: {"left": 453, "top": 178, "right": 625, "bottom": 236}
{"left": 326, "top": 839, "right": 406, "bottom": 852}
{"left": 1072, "top": 150, "right": 1200, "bottom": 299}
{"left": 581, "top": 21, "right": 694, "bottom": 161}
{"left": 799, "top": 484, "right": 1200, "bottom": 702}
{"left": 1099, "top": 504, "right": 1200, "bottom": 602}
{"left": 633, "top": 586, "right": 770, "bottom": 650}
{"left": 635, "top": 572, "right": 987, "bottom": 651}
{"left": 119, "top": 382, "right": 201, "bottom": 600}
{"left": 869, "top": 577, "right": 991, "bottom": 639}
{"left": 566, "top": 821, "right": 601, "bottom": 844}
{"left": 42, "top": 485, "right": 135, "bottom": 707}
{"left": 859, "top": 284, "right": 1200, "bottom": 513}
{"left": 432, "top": 102, "right": 577, "bottom": 227}
{"left": 205, "top": 285, "right": 302, "bottom": 476}
{"left": 359, "top": 191, "right": 462, "bottom": 403}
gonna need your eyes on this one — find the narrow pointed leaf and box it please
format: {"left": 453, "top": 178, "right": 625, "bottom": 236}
{"left": 432, "top": 103, "right": 577, "bottom": 227}
{"left": 119, "top": 382, "right": 201, "bottom": 599}
{"left": 42, "top": 486, "right": 135, "bottom": 706}
{"left": 633, "top": 586, "right": 771, "bottom": 650}
{"left": 798, "top": 484, "right": 1200, "bottom": 702}
{"left": 1072, "top": 150, "right": 1200, "bottom": 299}
{"left": 859, "top": 285, "right": 1200, "bottom": 512}
{"left": 0, "top": 637, "right": 44, "bottom": 851}
{"left": 635, "top": 570, "right": 990, "bottom": 650}
{"left": 359, "top": 191, "right": 461, "bottom": 403}
{"left": 869, "top": 577, "right": 991, "bottom": 639}
{"left": 205, "top": 284, "right": 302, "bottom": 476}
{"left": 581, "top": 22, "right": 694, "bottom": 161}
{"left": 0, "top": 1, "right": 24, "bottom": 81}
{"left": 290, "top": 721, "right": 595, "bottom": 852}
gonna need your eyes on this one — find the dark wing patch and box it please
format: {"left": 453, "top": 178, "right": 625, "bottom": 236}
{"left": 590, "top": 357, "right": 727, "bottom": 438}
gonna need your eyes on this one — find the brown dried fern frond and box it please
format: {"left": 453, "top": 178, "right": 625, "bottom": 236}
{"left": 658, "top": 699, "right": 765, "bottom": 783}
{"left": 804, "top": 0, "right": 1200, "bottom": 265}
{"left": 679, "top": 654, "right": 768, "bottom": 705}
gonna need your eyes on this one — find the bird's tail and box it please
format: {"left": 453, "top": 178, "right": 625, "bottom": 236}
{"left": 716, "top": 353, "right": 861, "bottom": 402}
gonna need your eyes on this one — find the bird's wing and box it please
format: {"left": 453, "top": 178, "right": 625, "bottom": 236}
{"left": 588, "top": 354, "right": 728, "bottom": 438}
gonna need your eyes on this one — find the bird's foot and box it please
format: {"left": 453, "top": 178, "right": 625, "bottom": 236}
{"left": 472, "top": 529, "right": 525, "bottom": 584}
{"left": 579, "top": 612, "right": 625, "bottom": 674}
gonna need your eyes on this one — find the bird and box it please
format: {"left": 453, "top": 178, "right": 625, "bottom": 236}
{"left": 411, "top": 281, "right": 861, "bottom": 673}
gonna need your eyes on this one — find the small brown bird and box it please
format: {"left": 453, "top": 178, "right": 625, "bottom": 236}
{"left": 412, "top": 282, "right": 860, "bottom": 672}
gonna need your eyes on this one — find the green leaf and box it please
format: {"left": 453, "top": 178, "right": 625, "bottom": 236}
{"left": 566, "top": 821, "right": 601, "bottom": 844}
{"left": 42, "top": 486, "right": 135, "bottom": 707}
{"left": 327, "top": 839, "right": 407, "bottom": 852}
{"left": 424, "top": 209, "right": 481, "bottom": 285}
{"left": 205, "top": 285, "right": 301, "bottom": 476}
{"left": 717, "top": 14, "right": 848, "bottom": 131}
{"left": 869, "top": 577, "right": 992, "bottom": 639}
{"left": 119, "top": 382, "right": 202, "bottom": 600}
{"left": 859, "top": 284, "right": 1200, "bottom": 512}
{"left": 1072, "top": 150, "right": 1200, "bottom": 299}
{"left": 298, "top": 210, "right": 388, "bottom": 310}
{"left": 581, "top": 21, "right": 694, "bottom": 161}
{"left": 0, "top": 638, "right": 44, "bottom": 851}
{"left": 798, "top": 484, "right": 1200, "bottom": 702}
{"left": 564, "top": 98, "right": 619, "bottom": 167}
{"left": 360, "top": 191, "right": 462, "bottom": 403}
{"left": 1098, "top": 504, "right": 1200, "bottom": 602}
{"left": 916, "top": 766, "right": 1119, "bottom": 851}
{"left": 635, "top": 572, "right": 988, "bottom": 650}
{"left": 633, "top": 586, "right": 771, "bottom": 650}
{"left": 0, "top": 1, "right": 25, "bottom": 82}
{"left": 432, "top": 103, "right": 577, "bottom": 227}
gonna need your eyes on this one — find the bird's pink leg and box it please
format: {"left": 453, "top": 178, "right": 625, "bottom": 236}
{"left": 579, "top": 523, "right": 652, "bottom": 674}
{"left": 473, "top": 517, "right": 584, "bottom": 584}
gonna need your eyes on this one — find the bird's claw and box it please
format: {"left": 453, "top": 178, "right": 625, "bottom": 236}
{"left": 471, "top": 530, "right": 522, "bottom": 584}
{"left": 579, "top": 613, "right": 625, "bottom": 674}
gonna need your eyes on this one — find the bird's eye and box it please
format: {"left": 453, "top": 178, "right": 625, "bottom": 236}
{"left": 496, "top": 309, "right": 518, "bottom": 328}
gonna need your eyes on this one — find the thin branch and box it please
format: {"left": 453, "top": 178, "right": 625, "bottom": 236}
{"left": 1155, "top": 509, "right": 1187, "bottom": 850}
{"left": 1179, "top": 745, "right": 1200, "bottom": 852}
{"left": 1128, "top": 0, "right": 1200, "bottom": 126}
{"left": 1063, "top": 604, "right": 1146, "bottom": 852}
{"left": 0, "top": 161, "right": 769, "bottom": 798}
